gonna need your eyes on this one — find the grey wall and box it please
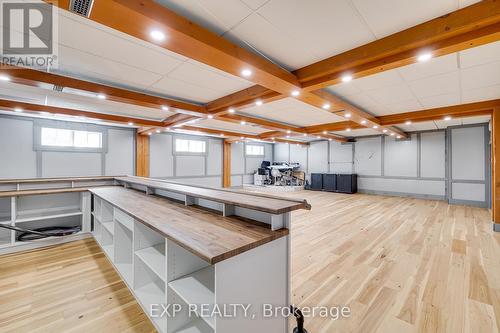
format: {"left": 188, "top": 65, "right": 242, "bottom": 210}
{"left": 231, "top": 142, "right": 273, "bottom": 187}
{"left": 0, "top": 115, "right": 135, "bottom": 179}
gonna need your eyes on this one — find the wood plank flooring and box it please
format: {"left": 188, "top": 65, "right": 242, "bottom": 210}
{"left": 1, "top": 191, "right": 499, "bottom": 332}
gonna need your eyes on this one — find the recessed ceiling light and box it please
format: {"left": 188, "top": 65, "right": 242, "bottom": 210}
{"left": 361, "top": 120, "right": 367, "bottom": 125}
{"left": 322, "top": 103, "right": 331, "bottom": 110}
{"left": 291, "top": 90, "right": 300, "bottom": 97}
{"left": 228, "top": 108, "right": 235, "bottom": 113}
{"left": 397, "top": 135, "right": 402, "bottom": 139}
{"left": 417, "top": 52, "right": 432, "bottom": 62}
{"left": 150, "top": 30, "right": 166, "bottom": 42}
{"left": 14, "top": 107, "right": 23, "bottom": 112}
{"left": 240, "top": 121, "right": 246, "bottom": 125}
{"left": 286, "top": 130, "right": 291, "bottom": 134}
{"left": 220, "top": 133, "right": 224, "bottom": 137}
{"left": 97, "top": 94, "right": 106, "bottom": 100}
{"left": 303, "top": 133, "right": 307, "bottom": 137}
{"left": 207, "top": 114, "right": 214, "bottom": 119}
{"left": 405, "top": 121, "right": 412, "bottom": 125}
{"left": 373, "top": 125, "right": 378, "bottom": 129}
{"left": 155, "top": 129, "right": 161, "bottom": 133}
{"left": 382, "top": 129, "right": 388, "bottom": 133}
{"left": 148, "top": 132, "right": 152, "bottom": 136}
{"left": 166, "top": 127, "right": 171, "bottom": 131}
{"left": 0, "top": 75, "right": 10, "bottom": 81}
{"left": 255, "top": 100, "right": 263, "bottom": 106}
{"left": 271, "top": 137, "right": 275, "bottom": 140}
{"left": 241, "top": 69, "right": 252, "bottom": 77}
{"left": 390, "top": 133, "right": 395, "bottom": 136}
{"left": 345, "top": 113, "right": 351, "bottom": 118}
{"left": 328, "top": 138, "right": 332, "bottom": 141}
{"left": 323, "top": 131, "right": 327, "bottom": 134}
{"left": 240, "top": 136, "right": 244, "bottom": 140}
{"left": 161, "top": 105, "right": 169, "bottom": 111}
{"left": 346, "top": 128, "right": 351, "bottom": 132}
{"left": 286, "top": 135, "right": 290, "bottom": 138}
{"left": 128, "top": 122, "right": 134, "bottom": 125}
{"left": 444, "top": 116, "right": 452, "bottom": 121}
{"left": 316, "top": 136, "right": 321, "bottom": 139}
{"left": 341, "top": 74, "right": 353, "bottom": 83}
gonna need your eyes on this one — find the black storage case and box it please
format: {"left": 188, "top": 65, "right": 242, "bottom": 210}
{"left": 310, "top": 173, "right": 323, "bottom": 190}
{"left": 322, "top": 174, "right": 336, "bottom": 192}
{"left": 309, "top": 173, "right": 357, "bottom": 194}
{"left": 336, "top": 174, "right": 357, "bottom": 194}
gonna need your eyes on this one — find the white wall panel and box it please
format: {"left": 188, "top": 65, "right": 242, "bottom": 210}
{"left": 452, "top": 183, "right": 485, "bottom": 201}
{"left": 264, "top": 143, "right": 273, "bottom": 162}
{"left": 231, "top": 142, "right": 244, "bottom": 175}
{"left": 246, "top": 157, "right": 261, "bottom": 174}
{"left": 150, "top": 134, "right": 174, "bottom": 177}
{"left": 358, "top": 178, "right": 445, "bottom": 196}
{"left": 42, "top": 152, "right": 101, "bottom": 177}
{"left": 207, "top": 139, "right": 222, "bottom": 175}
{"left": 451, "top": 126, "right": 485, "bottom": 181}
{"left": 106, "top": 129, "right": 134, "bottom": 176}
{"left": 175, "top": 156, "right": 205, "bottom": 176}
{"left": 384, "top": 134, "right": 418, "bottom": 177}
{"left": 273, "top": 143, "right": 289, "bottom": 162}
{"left": 354, "top": 137, "right": 382, "bottom": 176}
{"left": 231, "top": 175, "right": 243, "bottom": 186}
{"left": 290, "top": 144, "right": 308, "bottom": 172}
{"left": 308, "top": 141, "right": 328, "bottom": 173}
{"left": 0, "top": 118, "right": 36, "bottom": 179}
{"left": 421, "top": 131, "right": 445, "bottom": 178}
{"left": 329, "top": 142, "right": 353, "bottom": 174}
{"left": 172, "top": 176, "right": 222, "bottom": 188}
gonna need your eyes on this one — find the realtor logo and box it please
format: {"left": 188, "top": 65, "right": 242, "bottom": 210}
{"left": 0, "top": 0, "right": 58, "bottom": 68}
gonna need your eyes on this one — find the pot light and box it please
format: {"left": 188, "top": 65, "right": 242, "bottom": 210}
{"left": 417, "top": 52, "right": 432, "bottom": 62}
{"left": 241, "top": 69, "right": 252, "bottom": 77}
{"left": 97, "top": 94, "right": 106, "bottom": 100}
{"left": 323, "top": 131, "right": 327, "bottom": 134}
{"left": 240, "top": 121, "right": 246, "bottom": 125}
{"left": 148, "top": 132, "right": 152, "bottom": 136}
{"left": 390, "top": 133, "right": 395, "bottom": 136}
{"left": 291, "top": 90, "right": 300, "bottom": 97}
{"left": 128, "top": 122, "right": 134, "bottom": 125}
{"left": 207, "top": 114, "right": 214, "bottom": 119}
{"left": 255, "top": 100, "right": 263, "bottom": 106}
{"left": 361, "top": 120, "right": 367, "bottom": 125}
{"left": 240, "top": 136, "right": 245, "bottom": 140}
{"left": 405, "top": 121, "right": 412, "bottom": 125}
{"left": 228, "top": 108, "right": 235, "bottom": 113}
{"left": 345, "top": 113, "right": 351, "bottom": 118}
{"left": 166, "top": 127, "right": 171, "bottom": 131}
{"left": 303, "top": 133, "right": 307, "bottom": 137}
{"left": 286, "top": 130, "right": 291, "bottom": 134}
{"left": 220, "top": 133, "right": 224, "bottom": 137}
{"left": 382, "top": 129, "right": 388, "bottom": 133}
{"left": 286, "top": 135, "right": 290, "bottom": 138}
{"left": 329, "top": 138, "right": 332, "bottom": 141}
{"left": 397, "top": 135, "right": 402, "bottom": 139}
{"left": 346, "top": 128, "right": 351, "bottom": 132}
{"left": 341, "top": 74, "right": 353, "bottom": 83}
{"left": 271, "top": 137, "right": 275, "bottom": 140}
{"left": 322, "top": 103, "right": 331, "bottom": 110}
{"left": 161, "top": 105, "right": 169, "bottom": 111}
{"left": 444, "top": 116, "right": 452, "bottom": 121}
{"left": 155, "top": 129, "right": 161, "bottom": 133}
{"left": 14, "top": 107, "right": 23, "bottom": 112}
{"left": 316, "top": 136, "right": 321, "bottom": 139}
{"left": 373, "top": 125, "right": 378, "bottom": 129}
{"left": 150, "top": 30, "right": 166, "bottom": 42}
{"left": 0, "top": 75, "right": 10, "bottom": 81}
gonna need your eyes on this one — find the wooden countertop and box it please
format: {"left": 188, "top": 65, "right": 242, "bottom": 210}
{"left": 90, "top": 187, "right": 288, "bottom": 264}
{"left": 0, "top": 176, "right": 118, "bottom": 184}
{"left": 0, "top": 186, "right": 107, "bottom": 198}
{"left": 116, "top": 176, "right": 310, "bottom": 214}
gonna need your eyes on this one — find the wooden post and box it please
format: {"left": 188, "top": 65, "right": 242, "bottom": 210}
{"left": 136, "top": 133, "right": 149, "bottom": 177}
{"left": 492, "top": 108, "right": 500, "bottom": 231}
{"left": 223, "top": 140, "right": 231, "bottom": 188}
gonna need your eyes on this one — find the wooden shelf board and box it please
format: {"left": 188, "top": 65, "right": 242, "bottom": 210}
{"left": 168, "top": 266, "right": 215, "bottom": 329}
{"left": 135, "top": 243, "right": 165, "bottom": 281}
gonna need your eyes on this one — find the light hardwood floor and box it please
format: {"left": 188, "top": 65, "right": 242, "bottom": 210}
{"left": 1, "top": 191, "right": 499, "bottom": 333}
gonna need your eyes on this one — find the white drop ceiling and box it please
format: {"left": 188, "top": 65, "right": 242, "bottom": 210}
{"left": 190, "top": 118, "right": 270, "bottom": 135}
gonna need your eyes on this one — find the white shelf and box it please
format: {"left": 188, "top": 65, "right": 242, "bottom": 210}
{"left": 116, "top": 262, "right": 133, "bottom": 285}
{"left": 135, "top": 244, "right": 165, "bottom": 281}
{"left": 101, "top": 221, "right": 114, "bottom": 235}
{"left": 168, "top": 266, "right": 215, "bottom": 329}
{"left": 102, "top": 244, "right": 114, "bottom": 259}
{"left": 135, "top": 281, "right": 165, "bottom": 309}
{"left": 16, "top": 208, "right": 82, "bottom": 223}
{"left": 174, "top": 318, "right": 213, "bottom": 333}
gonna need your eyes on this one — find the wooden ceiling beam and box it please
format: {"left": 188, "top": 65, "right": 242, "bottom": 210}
{"left": 0, "top": 99, "right": 163, "bottom": 127}
{"left": 296, "top": 0, "right": 500, "bottom": 90}
{"left": 46, "top": 0, "right": 300, "bottom": 95}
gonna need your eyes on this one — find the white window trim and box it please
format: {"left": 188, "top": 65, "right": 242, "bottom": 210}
{"left": 245, "top": 143, "right": 265, "bottom": 157}
{"left": 172, "top": 135, "right": 208, "bottom": 156}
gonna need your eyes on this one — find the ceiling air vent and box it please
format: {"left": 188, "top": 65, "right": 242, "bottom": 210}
{"left": 69, "top": 0, "right": 94, "bottom": 17}
{"left": 53, "top": 85, "right": 64, "bottom": 92}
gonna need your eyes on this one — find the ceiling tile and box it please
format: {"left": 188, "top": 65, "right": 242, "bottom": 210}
{"left": 434, "top": 118, "right": 463, "bottom": 129}
{"left": 240, "top": 0, "right": 270, "bottom": 10}
{"left": 351, "top": 0, "right": 458, "bottom": 38}
{"left": 419, "top": 93, "right": 461, "bottom": 109}
{"left": 401, "top": 121, "right": 438, "bottom": 131}
{"left": 192, "top": 119, "right": 269, "bottom": 135}
{"left": 398, "top": 53, "right": 458, "bottom": 82}
{"left": 461, "top": 115, "right": 491, "bottom": 125}
{"left": 352, "top": 70, "right": 405, "bottom": 91}
{"left": 386, "top": 98, "right": 423, "bottom": 113}
{"left": 408, "top": 71, "right": 460, "bottom": 99}
{"left": 460, "top": 62, "right": 500, "bottom": 91}
{"left": 326, "top": 82, "right": 363, "bottom": 97}
{"left": 365, "top": 84, "right": 416, "bottom": 105}
{"left": 334, "top": 128, "right": 380, "bottom": 137}
{"left": 149, "top": 76, "right": 224, "bottom": 103}
{"left": 459, "top": 41, "right": 500, "bottom": 68}
{"left": 461, "top": 85, "right": 500, "bottom": 104}
{"left": 459, "top": 0, "right": 481, "bottom": 8}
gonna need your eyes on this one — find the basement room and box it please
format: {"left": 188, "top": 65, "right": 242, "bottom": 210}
{"left": 0, "top": 0, "right": 499, "bottom": 332}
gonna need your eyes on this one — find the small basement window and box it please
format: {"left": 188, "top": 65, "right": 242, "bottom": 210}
{"left": 246, "top": 144, "right": 264, "bottom": 156}
{"left": 175, "top": 138, "right": 206, "bottom": 154}
{"left": 41, "top": 127, "right": 103, "bottom": 149}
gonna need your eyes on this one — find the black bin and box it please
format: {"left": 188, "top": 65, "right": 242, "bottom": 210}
{"left": 311, "top": 173, "right": 323, "bottom": 190}
{"left": 336, "top": 174, "right": 357, "bottom": 194}
{"left": 322, "top": 174, "right": 336, "bottom": 192}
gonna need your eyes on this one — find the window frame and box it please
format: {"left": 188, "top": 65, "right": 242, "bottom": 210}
{"left": 172, "top": 135, "right": 208, "bottom": 156}
{"left": 34, "top": 119, "right": 108, "bottom": 153}
{"left": 245, "top": 143, "right": 265, "bottom": 157}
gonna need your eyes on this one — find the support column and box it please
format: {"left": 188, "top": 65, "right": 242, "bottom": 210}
{"left": 223, "top": 140, "right": 231, "bottom": 188}
{"left": 136, "top": 133, "right": 149, "bottom": 177}
{"left": 492, "top": 108, "right": 500, "bottom": 231}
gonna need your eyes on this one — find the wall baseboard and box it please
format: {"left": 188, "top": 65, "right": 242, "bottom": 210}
{"left": 358, "top": 189, "right": 446, "bottom": 201}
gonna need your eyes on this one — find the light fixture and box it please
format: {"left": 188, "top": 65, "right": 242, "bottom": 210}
{"left": 316, "top": 136, "right": 321, "bottom": 139}
{"left": 345, "top": 113, "right": 351, "bottom": 118}
{"left": 240, "top": 136, "right": 244, "bottom": 140}
{"left": 97, "top": 94, "right": 106, "bottom": 100}
{"left": 444, "top": 116, "right": 452, "bottom": 121}
{"left": 303, "top": 133, "right": 307, "bottom": 137}
{"left": 322, "top": 103, "right": 331, "bottom": 110}
{"left": 382, "top": 129, "right": 388, "bottom": 133}
{"left": 166, "top": 127, "right": 170, "bottom": 130}
{"left": 286, "top": 135, "right": 290, "bottom": 138}
{"left": 161, "top": 105, "right": 169, "bottom": 111}
{"left": 0, "top": 75, "right": 10, "bottom": 81}
{"left": 128, "top": 122, "right": 134, "bottom": 126}
{"left": 373, "top": 125, "right": 378, "bottom": 129}
{"left": 329, "top": 138, "right": 332, "bottom": 141}
{"left": 405, "top": 121, "right": 412, "bottom": 125}
{"left": 417, "top": 52, "right": 432, "bottom": 62}
{"left": 323, "top": 131, "right": 327, "bottom": 134}
{"left": 14, "top": 107, "right": 23, "bottom": 112}
{"left": 155, "top": 129, "right": 161, "bottom": 133}
{"left": 346, "top": 128, "right": 351, "bottom": 132}
{"left": 220, "top": 133, "right": 224, "bottom": 137}
{"left": 390, "top": 133, "right": 395, "bottom": 136}
{"left": 397, "top": 135, "right": 402, "bottom": 139}
{"left": 207, "top": 114, "right": 214, "bottom": 119}
{"left": 291, "top": 90, "right": 300, "bottom": 97}
{"left": 271, "top": 137, "right": 275, "bottom": 140}
{"left": 241, "top": 69, "right": 252, "bottom": 77}
{"left": 361, "top": 120, "right": 367, "bottom": 125}
{"left": 341, "top": 74, "right": 353, "bottom": 83}
{"left": 286, "top": 130, "right": 291, "bottom": 134}
{"left": 150, "top": 30, "right": 166, "bottom": 42}
{"left": 240, "top": 121, "right": 246, "bottom": 125}
{"left": 148, "top": 132, "right": 152, "bottom": 136}
{"left": 228, "top": 108, "right": 235, "bottom": 113}
{"left": 255, "top": 100, "right": 263, "bottom": 106}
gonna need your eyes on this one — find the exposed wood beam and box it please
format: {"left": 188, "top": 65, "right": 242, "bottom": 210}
{"left": 305, "top": 121, "right": 364, "bottom": 133}
{"left": 136, "top": 133, "right": 149, "bottom": 177}
{"left": 0, "top": 99, "right": 164, "bottom": 127}
{"left": 223, "top": 140, "right": 231, "bottom": 188}
{"left": 47, "top": 0, "right": 300, "bottom": 95}
{"left": 207, "top": 85, "right": 282, "bottom": 115}
{"left": 218, "top": 114, "right": 305, "bottom": 133}
{"left": 0, "top": 65, "right": 205, "bottom": 113}
{"left": 296, "top": 0, "right": 500, "bottom": 90}
{"left": 259, "top": 129, "right": 348, "bottom": 143}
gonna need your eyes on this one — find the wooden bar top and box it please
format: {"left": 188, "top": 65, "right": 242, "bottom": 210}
{"left": 90, "top": 187, "right": 288, "bottom": 264}
{"left": 116, "top": 176, "right": 311, "bottom": 214}
{"left": 0, "top": 176, "right": 118, "bottom": 184}
{"left": 0, "top": 187, "right": 105, "bottom": 198}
